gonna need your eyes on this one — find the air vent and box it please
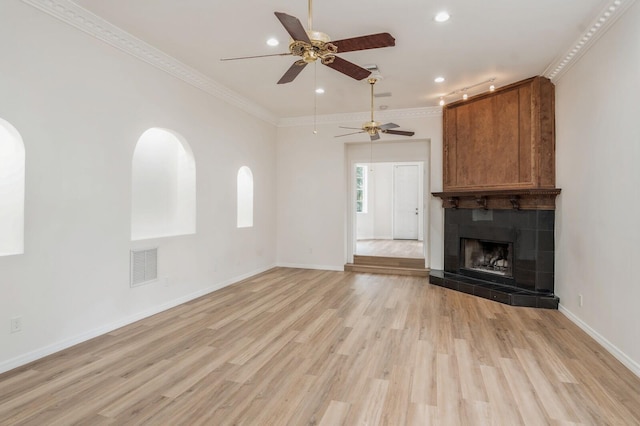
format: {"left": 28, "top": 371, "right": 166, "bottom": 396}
{"left": 363, "top": 64, "right": 383, "bottom": 79}
{"left": 374, "top": 92, "right": 392, "bottom": 98}
{"left": 130, "top": 248, "right": 158, "bottom": 287}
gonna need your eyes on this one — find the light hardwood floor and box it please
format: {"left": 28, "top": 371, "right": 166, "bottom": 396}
{"left": 356, "top": 239, "right": 424, "bottom": 258}
{"left": 1, "top": 268, "right": 639, "bottom": 425}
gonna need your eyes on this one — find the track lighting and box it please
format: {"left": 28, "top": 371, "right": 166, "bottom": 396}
{"left": 437, "top": 77, "right": 496, "bottom": 105}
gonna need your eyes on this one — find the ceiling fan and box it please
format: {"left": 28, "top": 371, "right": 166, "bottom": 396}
{"left": 335, "top": 78, "right": 415, "bottom": 141}
{"left": 220, "top": 0, "right": 395, "bottom": 84}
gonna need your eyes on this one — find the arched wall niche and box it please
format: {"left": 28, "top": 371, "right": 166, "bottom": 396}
{"left": 131, "top": 128, "right": 196, "bottom": 241}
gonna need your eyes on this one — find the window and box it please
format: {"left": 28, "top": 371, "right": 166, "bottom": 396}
{"left": 131, "top": 128, "right": 196, "bottom": 240}
{"left": 356, "top": 165, "right": 367, "bottom": 213}
{"left": 237, "top": 166, "right": 253, "bottom": 228}
{"left": 0, "top": 118, "right": 25, "bottom": 256}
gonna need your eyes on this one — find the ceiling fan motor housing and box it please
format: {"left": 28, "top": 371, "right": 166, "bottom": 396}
{"left": 363, "top": 121, "right": 381, "bottom": 135}
{"left": 289, "top": 31, "right": 337, "bottom": 63}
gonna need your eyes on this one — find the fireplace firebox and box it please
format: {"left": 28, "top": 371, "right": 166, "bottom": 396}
{"left": 462, "top": 238, "right": 513, "bottom": 277}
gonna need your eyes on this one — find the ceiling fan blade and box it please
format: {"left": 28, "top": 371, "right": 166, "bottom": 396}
{"left": 339, "top": 126, "right": 364, "bottom": 130}
{"left": 370, "top": 132, "right": 381, "bottom": 141}
{"left": 324, "top": 56, "right": 371, "bottom": 80}
{"left": 332, "top": 32, "right": 396, "bottom": 53}
{"left": 220, "top": 52, "right": 292, "bottom": 61}
{"left": 335, "top": 131, "right": 366, "bottom": 138}
{"left": 379, "top": 122, "right": 400, "bottom": 130}
{"left": 382, "top": 129, "right": 415, "bottom": 137}
{"left": 277, "top": 60, "right": 308, "bottom": 84}
{"left": 274, "top": 12, "right": 311, "bottom": 43}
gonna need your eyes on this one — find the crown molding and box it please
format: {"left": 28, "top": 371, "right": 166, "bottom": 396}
{"left": 278, "top": 106, "right": 442, "bottom": 128}
{"left": 20, "top": 0, "right": 279, "bottom": 125}
{"left": 544, "top": 0, "right": 637, "bottom": 82}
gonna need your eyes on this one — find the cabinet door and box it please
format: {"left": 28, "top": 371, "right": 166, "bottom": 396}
{"left": 442, "top": 77, "right": 557, "bottom": 191}
{"left": 446, "top": 87, "right": 521, "bottom": 189}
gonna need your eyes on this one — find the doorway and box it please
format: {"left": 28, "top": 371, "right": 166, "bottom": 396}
{"left": 345, "top": 139, "right": 430, "bottom": 266}
{"left": 353, "top": 161, "right": 424, "bottom": 258}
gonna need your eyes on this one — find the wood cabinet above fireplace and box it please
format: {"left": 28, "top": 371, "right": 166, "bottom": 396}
{"left": 442, "top": 76, "right": 555, "bottom": 192}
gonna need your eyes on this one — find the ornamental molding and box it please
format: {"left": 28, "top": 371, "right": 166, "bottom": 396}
{"left": 544, "top": 0, "right": 637, "bottom": 81}
{"left": 21, "top": 0, "right": 636, "bottom": 125}
{"left": 278, "top": 107, "right": 442, "bottom": 128}
{"left": 20, "top": 0, "right": 279, "bottom": 125}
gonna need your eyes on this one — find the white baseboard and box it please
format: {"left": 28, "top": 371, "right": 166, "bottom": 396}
{"left": 277, "top": 262, "right": 344, "bottom": 272}
{"left": 559, "top": 304, "right": 640, "bottom": 378}
{"left": 0, "top": 264, "right": 276, "bottom": 375}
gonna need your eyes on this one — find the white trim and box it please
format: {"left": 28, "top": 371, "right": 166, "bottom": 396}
{"left": 559, "top": 304, "right": 640, "bottom": 378}
{"left": 0, "top": 264, "right": 276, "bottom": 375}
{"left": 20, "top": 0, "right": 278, "bottom": 125}
{"left": 544, "top": 0, "right": 638, "bottom": 82}
{"left": 277, "top": 262, "right": 344, "bottom": 272}
{"left": 278, "top": 107, "right": 442, "bottom": 128}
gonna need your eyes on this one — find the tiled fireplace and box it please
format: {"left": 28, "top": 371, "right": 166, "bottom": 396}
{"left": 429, "top": 206, "right": 559, "bottom": 308}
{"left": 433, "top": 76, "right": 560, "bottom": 308}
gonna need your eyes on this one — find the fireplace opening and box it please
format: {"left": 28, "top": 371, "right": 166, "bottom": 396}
{"left": 462, "top": 238, "right": 513, "bottom": 277}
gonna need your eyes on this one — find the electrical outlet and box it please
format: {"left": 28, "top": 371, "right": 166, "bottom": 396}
{"left": 579, "top": 294, "right": 583, "bottom": 307}
{"left": 10, "top": 317, "right": 22, "bottom": 333}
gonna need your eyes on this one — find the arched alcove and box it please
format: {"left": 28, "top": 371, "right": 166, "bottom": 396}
{"left": 237, "top": 166, "right": 253, "bottom": 228}
{"left": 131, "top": 128, "right": 196, "bottom": 240}
{"left": 0, "top": 118, "right": 25, "bottom": 256}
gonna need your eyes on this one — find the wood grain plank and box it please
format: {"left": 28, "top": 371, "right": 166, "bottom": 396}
{"left": 1, "top": 268, "right": 639, "bottom": 425}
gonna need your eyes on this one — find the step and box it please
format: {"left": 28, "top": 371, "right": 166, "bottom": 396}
{"left": 344, "top": 263, "right": 430, "bottom": 277}
{"left": 353, "top": 255, "right": 425, "bottom": 269}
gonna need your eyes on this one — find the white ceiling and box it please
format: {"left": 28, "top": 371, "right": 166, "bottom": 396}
{"left": 71, "top": 0, "right": 607, "bottom": 119}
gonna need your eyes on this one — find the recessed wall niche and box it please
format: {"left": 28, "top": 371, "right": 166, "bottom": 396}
{"left": 237, "top": 166, "right": 254, "bottom": 228}
{"left": 131, "top": 128, "right": 196, "bottom": 241}
{"left": 0, "top": 118, "right": 25, "bottom": 256}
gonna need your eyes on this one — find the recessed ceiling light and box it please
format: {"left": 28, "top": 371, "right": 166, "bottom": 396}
{"left": 266, "top": 38, "right": 279, "bottom": 47}
{"left": 315, "top": 88, "right": 325, "bottom": 94}
{"left": 434, "top": 11, "right": 450, "bottom": 22}
{"left": 434, "top": 76, "right": 445, "bottom": 83}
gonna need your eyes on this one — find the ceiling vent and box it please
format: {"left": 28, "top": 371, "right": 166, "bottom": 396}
{"left": 374, "top": 92, "right": 392, "bottom": 98}
{"left": 363, "top": 64, "right": 383, "bottom": 79}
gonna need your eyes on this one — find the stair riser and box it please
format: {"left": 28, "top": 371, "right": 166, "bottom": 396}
{"left": 354, "top": 255, "right": 425, "bottom": 269}
{"left": 344, "top": 264, "right": 430, "bottom": 277}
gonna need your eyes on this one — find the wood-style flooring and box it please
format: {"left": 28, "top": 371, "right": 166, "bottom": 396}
{"left": 356, "top": 239, "right": 424, "bottom": 258}
{"left": 1, "top": 268, "right": 640, "bottom": 425}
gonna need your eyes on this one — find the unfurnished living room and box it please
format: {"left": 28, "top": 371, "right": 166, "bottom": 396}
{"left": 1, "top": 0, "right": 639, "bottom": 424}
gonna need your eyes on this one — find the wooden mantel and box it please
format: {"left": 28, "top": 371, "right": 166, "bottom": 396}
{"left": 432, "top": 188, "right": 561, "bottom": 210}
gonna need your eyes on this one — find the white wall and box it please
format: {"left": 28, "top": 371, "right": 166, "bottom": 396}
{"left": 277, "top": 114, "right": 443, "bottom": 270}
{"left": 0, "top": 1, "right": 277, "bottom": 372}
{"left": 555, "top": 1, "right": 640, "bottom": 375}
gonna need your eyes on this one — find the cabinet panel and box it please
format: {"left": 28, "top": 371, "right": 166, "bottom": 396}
{"left": 518, "top": 84, "right": 532, "bottom": 183}
{"left": 442, "top": 76, "right": 555, "bottom": 192}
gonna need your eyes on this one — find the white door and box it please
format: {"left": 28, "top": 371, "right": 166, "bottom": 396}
{"left": 393, "top": 165, "right": 419, "bottom": 240}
